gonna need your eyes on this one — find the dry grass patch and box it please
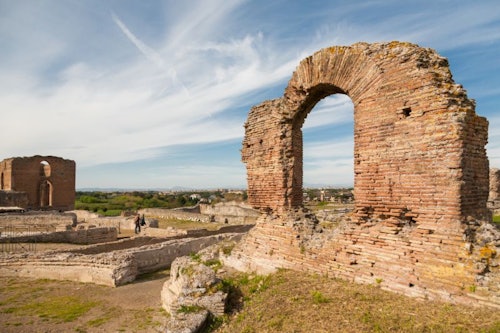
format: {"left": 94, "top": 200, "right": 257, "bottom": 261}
{"left": 0, "top": 271, "right": 169, "bottom": 333}
{"left": 215, "top": 269, "right": 500, "bottom": 333}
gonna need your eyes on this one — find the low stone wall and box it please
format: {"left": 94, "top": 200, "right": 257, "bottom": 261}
{"left": 200, "top": 202, "right": 260, "bottom": 224}
{"left": 133, "top": 234, "right": 244, "bottom": 276}
{"left": 0, "top": 211, "right": 76, "bottom": 227}
{"left": 0, "top": 233, "right": 243, "bottom": 287}
{"left": 141, "top": 208, "right": 211, "bottom": 222}
{"left": 142, "top": 227, "right": 188, "bottom": 238}
{"left": 142, "top": 202, "right": 260, "bottom": 225}
{"left": 70, "top": 210, "right": 101, "bottom": 221}
{"left": 71, "top": 213, "right": 158, "bottom": 232}
{"left": 0, "top": 190, "right": 28, "bottom": 208}
{"left": 0, "top": 227, "right": 117, "bottom": 245}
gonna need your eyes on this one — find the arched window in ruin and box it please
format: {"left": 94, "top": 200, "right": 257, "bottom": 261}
{"left": 39, "top": 180, "right": 53, "bottom": 207}
{"left": 302, "top": 94, "right": 354, "bottom": 192}
{"left": 40, "top": 161, "right": 51, "bottom": 178}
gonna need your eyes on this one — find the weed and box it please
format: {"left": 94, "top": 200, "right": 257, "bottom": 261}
{"left": 200, "top": 313, "right": 226, "bottom": 333}
{"left": 180, "top": 265, "right": 195, "bottom": 277}
{"left": 247, "top": 275, "right": 270, "bottom": 294}
{"left": 189, "top": 252, "right": 202, "bottom": 262}
{"left": 221, "top": 244, "right": 235, "bottom": 256}
{"left": 203, "top": 259, "right": 222, "bottom": 271}
{"left": 375, "top": 278, "right": 383, "bottom": 285}
{"left": 177, "top": 305, "right": 204, "bottom": 314}
{"left": 311, "top": 290, "right": 330, "bottom": 304}
{"left": 268, "top": 316, "right": 284, "bottom": 330}
{"left": 241, "top": 326, "right": 255, "bottom": 333}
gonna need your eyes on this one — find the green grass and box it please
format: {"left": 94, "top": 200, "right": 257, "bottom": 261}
{"left": 0, "top": 276, "right": 167, "bottom": 332}
{"left": 493, "top": 215, "right": 500, "bottom": 224}
{"left": 311, "top": 290, "right": 330, "bottom": 304}
{"left": 8, "top": 296, "right": 98, "bottom": 323}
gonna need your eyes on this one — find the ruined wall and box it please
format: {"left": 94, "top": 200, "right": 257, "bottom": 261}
{"left": 0, "top": 191, "right": 28, "bottom": 208}
{"left": 489, "top": 168, "right": 500, "bottom": 211}
{"left": 227, "top": 210, "right": 499, "bottom": 308}
{"left": 235, "top": 42, "right": 498, "bottom": 308}
{"left": 199, "top": 201, "right": 260, "bottom": 224}
{"left": 142, "top": 203, "right": 260, "bottom": 225}
{"left": 141, "top": 208, "right": 211, "bottom": 222}
{"left": 242, "top": 42, "right": 489, "bottom": 222}
{"left": 0, "top": 233, "right": 243, "bottom": 287}
{"left": 0, "top": 156, "right": 75, "bottom": 211}
{"left": 0, "top": 211, "right": 77, "bottom": 227}
{"left": 0, "top": 227, "right": 117, "bottom": 245}
{"left": 143, "top": 224, "right": 254, "bottom": 238}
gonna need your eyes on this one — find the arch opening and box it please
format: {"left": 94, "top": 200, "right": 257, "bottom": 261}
{"left": 40, "top": 161, "right": 51, "bottom": 178}
{"left": 301, "top": 94, "right": 354, "bottom": 192}
{"left": 39, "top": 180, "right": 53, "bottom": 207}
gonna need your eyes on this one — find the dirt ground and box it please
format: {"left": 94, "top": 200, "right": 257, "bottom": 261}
{"left": 2, "top": 264, "right": 500, "bottom": 333}
{"left": 0, "top": 270, "right": 170, "bottom": 333}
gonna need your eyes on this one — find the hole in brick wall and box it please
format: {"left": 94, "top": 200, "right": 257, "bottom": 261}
{"left": 402, "top": 107, "right": 412, "bottom": 117}
{"left": 409, "top": 283, "right": 414, "bottom": 287}
{"left": 302, "top": 94, "right": 354, "bottom": 190}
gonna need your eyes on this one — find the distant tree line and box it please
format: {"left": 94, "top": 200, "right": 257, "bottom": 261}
{"left": 74, "top": 190, "right": 246, "bottom": 216}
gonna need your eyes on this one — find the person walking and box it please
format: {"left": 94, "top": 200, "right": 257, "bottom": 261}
{"left": 134, "top": 213, "right": 141, "bottom": 234}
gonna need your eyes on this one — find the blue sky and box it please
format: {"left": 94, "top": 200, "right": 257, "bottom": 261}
{"left": 1, "top": 0, "right": 500, "bottom": 190}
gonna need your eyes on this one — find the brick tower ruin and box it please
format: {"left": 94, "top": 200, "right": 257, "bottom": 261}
{"left": 0, "top": 155, "right": 75, "bottom": 211}
{"left": 230, "top": 42, "right": 499, "bottom": 308}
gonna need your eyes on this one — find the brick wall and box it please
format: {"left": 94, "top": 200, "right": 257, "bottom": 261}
{"left": 0, "top": 156, "right": 75, "bottom": 210}
{"left": 0, "top": 190, "right": 28, "bottom": 207}
{"left": 242, "top": 42, "right": 489, "bottom": 222}
{"left": 235, "top": 42, "right": 498, "bottom": 308}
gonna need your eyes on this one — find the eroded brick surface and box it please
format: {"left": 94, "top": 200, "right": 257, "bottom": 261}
{"left": 236, "top": 42, "right": 499, "bottom": 308}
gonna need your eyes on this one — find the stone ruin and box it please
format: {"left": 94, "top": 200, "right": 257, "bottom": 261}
{"left": 0, "top": 155, "right": 75, "bottom": 211}
{"left": 227, "top": 42, "right": 499, "bottom": 308}
{"left": 489, "top": 168, "right": 500, "bottom": 213}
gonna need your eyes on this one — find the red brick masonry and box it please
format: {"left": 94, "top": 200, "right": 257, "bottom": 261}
{"left": 235, "top": 42, "right": 499, "bottom": 308}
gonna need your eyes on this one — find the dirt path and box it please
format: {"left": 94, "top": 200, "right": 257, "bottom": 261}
{"left": 0, "top": 270, "right": 170, "bottom": 333}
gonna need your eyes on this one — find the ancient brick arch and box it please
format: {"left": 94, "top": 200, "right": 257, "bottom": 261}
{"left": 242, "top": 41, "right": 490, "bottom": 224}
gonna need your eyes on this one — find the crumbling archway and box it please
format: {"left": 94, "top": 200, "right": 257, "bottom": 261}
{"left": 242, "top": 42, "right": 489, "bottom": 225}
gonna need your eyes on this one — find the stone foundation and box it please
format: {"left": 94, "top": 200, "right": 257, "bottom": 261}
{"left": 0, "top": 226, "right": 117, "bottom": 245}
{"left": 0, "top": 233, "right": 245, "bottom": 287}
{"left": 226, "top": 210, "right": 499, "bottom": 308}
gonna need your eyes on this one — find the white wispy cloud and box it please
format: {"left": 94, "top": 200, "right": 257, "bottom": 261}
{"left": 1, "top": 0, "right": 498, "bottom": 188}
